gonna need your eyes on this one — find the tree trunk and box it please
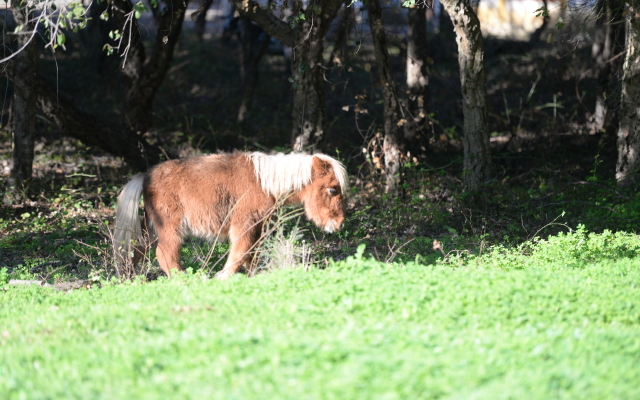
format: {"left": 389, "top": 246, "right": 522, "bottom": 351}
{"left": 238, "top": 16, "right": 258, "bottom": 84}
{"left": 195, "top": 0, "right": 215, "bottom": 40}
{"left": 230, "top": 0, "right": 342, "bottom": 152}
{"left": 592, "top": 0, "right": 624, "bottom": 133}
{"left": 290, "top": 14, "right": 328, "bottom": 152}
{"left": 289, "top": 0, "right": 342, "bottom": 152}
{"left": 440, "top": 0, "right": 492, "bottom": 190}
{"left": 329, "top": 3, "right": 352, "bottom": 68}
{"left": 7, "top": 0, "right": 37, "bottom": 193}
{"left": 367, "top": 0, "right": 404, "bottom": 193}
{"left": 112, "top": 0, "right": 188, "bottom": 133}
{"left": 405, "top": 5, "right": 430, "bottom": 154}
{"left": 616, "top": 0, "right": 640, "bottom": 187}
{"left": 237, "top": 30, "right": 270, "bottom": 126}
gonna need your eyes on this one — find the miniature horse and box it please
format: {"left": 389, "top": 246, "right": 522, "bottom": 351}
{"left": 113, "top": 151, "right": 348, "bottom": 280}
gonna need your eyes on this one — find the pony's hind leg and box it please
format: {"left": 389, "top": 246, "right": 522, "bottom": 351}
{"left": 215, "top": 224, "right": 259, "bottom": 281}
{"left": 155, "top": 229, "right": 183, "bottom": 276}
{"left": 131, "top": 216, "right": 152, "bottom": 268}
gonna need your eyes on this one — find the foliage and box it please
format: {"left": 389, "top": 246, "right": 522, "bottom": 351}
{"left": 4, "top": 0, "right": 91, "bottom": 59}
{"left": 1, "top": 230, "right": 640, "bottom": 398}
{"left": 440, "top": 224, "right": 640, "bottom": 270}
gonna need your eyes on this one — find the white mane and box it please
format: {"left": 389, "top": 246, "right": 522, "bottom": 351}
{"left": 247, "top": 152, "right": 348, "bottom": 198}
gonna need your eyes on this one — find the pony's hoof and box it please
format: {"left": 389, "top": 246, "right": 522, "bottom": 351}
{"left": 214, "top": 270, "right": 233, "bottom": 281}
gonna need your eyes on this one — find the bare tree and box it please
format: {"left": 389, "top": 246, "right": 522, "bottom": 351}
{"left": 230, "top": 0, "right": 343, "bottom": 152}
{"left": 367, "top": 0, "right": 404, "bottom": 193}
{"left": 405, "top": 3, "right": 430, "bottom": 153}
{"left": 440, "top": 0, "right": 492, "bottom": 190}
{"left": 4, "top": 0, "right": 182, "bottom": 173}
{"left": 235, "top": 17, "right": 272, "bottom": 125}
{"left": 328, "top": 3, "right": 353, "bottom": 68}
{"left": 112, "top": 0, "right": 189, "bottom": 134}
{"left": 616, "top": 0, "right": 640, "bottom": 187}
{"left": 194, "top": 0, "right": 215, "bottom": 40}
{"left": 591, "top": 0, "right": 624, "bottom": 133}
{"left": 6, "top": 0, "right": 37, "bottom": 196}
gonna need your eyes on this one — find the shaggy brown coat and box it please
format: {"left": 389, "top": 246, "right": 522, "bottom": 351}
{"left": 114, "top": 151, "right": 347, "bottom": 280}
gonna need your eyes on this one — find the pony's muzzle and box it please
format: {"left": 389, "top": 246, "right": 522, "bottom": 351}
{"left": 324, "top": 219, "right": 343, "bottom": 233}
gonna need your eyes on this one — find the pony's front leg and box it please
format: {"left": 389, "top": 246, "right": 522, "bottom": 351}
{"left": 215, "top": 225, "right": 259, "bottom": 281}
{"left": 155, "top": 229, "right": 183, "bottom": 276}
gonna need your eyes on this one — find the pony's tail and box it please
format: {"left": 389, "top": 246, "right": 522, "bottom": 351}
{"left": 113, "top": 174, "right": 145, "bottom": 266}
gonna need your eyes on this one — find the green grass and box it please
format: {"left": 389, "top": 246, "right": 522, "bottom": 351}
{"left": 1, "top": 230, "right": 640, "bottom": 399}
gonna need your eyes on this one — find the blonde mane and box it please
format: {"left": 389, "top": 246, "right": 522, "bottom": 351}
{"left": 248, "top": 152, "right": 348, "bottom": 198}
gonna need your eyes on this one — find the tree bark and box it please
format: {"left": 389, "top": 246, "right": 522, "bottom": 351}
{"left": 328, "top": 3, "right": 352, "bottom": 68}
{"left": 289, "top": 12, "right": 328, "bottom": 152}
{"left": 231, "top": 0, "right": 296, "bottom": 47}
{"left": 440, "top": 0, "right": 492, "bottom": 190}
{"left": 237, "top": 26, "right": 270, "bottom": 125}
{"left": 405, "top": 5, "right": 430, "bottom": 154}
{"left": 111, "top": 0, "right": 188, "bottom": 133}
{"left": 592, "top": 0, "right": 624, "bottom": 133}
{"left": 289, "top": 0, "right": 343, "bottom": 151}
{"left": 7, "top": 0, "right": 37, "bottom": 191}
{"left": 616, "top": 0, "right": 640, "bottom": 187}
{"left": 231, "top": 0, "right": 342, "bottom": 152}
{"left": 194, "top": 0, "right": 215, "bottom": 40}
{"left": 367, "top": 0, "right": 404, "bottom": 193}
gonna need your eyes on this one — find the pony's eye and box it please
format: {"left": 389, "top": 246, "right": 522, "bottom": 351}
{"left": 327, "top": 188, "right": 337, "bottom": 195}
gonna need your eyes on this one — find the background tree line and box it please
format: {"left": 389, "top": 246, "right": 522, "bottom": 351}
{"left": 1, "top": 0, "right": 639, "bottom": 203}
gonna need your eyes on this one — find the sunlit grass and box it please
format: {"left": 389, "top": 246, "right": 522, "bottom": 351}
{"left": 1, "top": 229, "right": 639, "bottom": 399}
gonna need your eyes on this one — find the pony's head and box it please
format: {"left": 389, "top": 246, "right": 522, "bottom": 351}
{"left": 302, "top": 155, "right": 348, "bottom": 233}
{"left": 249, "top": 152, "right": 348, "bottom": 233}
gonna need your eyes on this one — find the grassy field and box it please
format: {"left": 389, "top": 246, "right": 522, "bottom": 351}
{"left": 1, "top": 229, "right": 639, "bottom": 399}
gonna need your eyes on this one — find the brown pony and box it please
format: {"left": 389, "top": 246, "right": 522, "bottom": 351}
{"left": 113, "top": 151, "right": 348, "bottom": 280}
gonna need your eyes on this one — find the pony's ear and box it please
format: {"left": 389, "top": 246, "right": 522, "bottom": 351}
{"left": 312, "top": 156, "right": 331, "bottom": 177}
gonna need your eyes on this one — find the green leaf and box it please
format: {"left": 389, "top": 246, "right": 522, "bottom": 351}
{"left": 57, "top": 33, "right": 66, "bottom": 47}
{"left": 135, "top": 10, "right": 141, "bottom": 19}
{"left": 103, "top": 44, "right": 114, "bottom": 56}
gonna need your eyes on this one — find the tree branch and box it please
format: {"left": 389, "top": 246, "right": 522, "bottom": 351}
{"left": 230, "top": 0, "right": 296, "bottom": 47}
{"left": 111, "top": 0, "right": 146, "bottom": 79}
